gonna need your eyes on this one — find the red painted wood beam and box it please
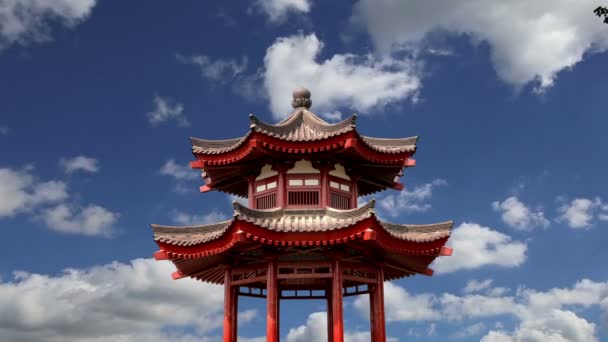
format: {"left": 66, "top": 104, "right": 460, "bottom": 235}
{"left": 332, "top": 259, "right": 344, "bottom": 342}
{"left": 231, "top": 275, "right": 268, "bottom": 287}
{"left": 190, "top": 160, "right": 205, "bottom": 169}
{"left": 223, "top": 267, "right": 234, "bottom": 342}
{"left": 172, "top": 270, "right": 185, "bottom": 280}
{"left": 153, "top": 250, "right": 169, "bottom": 260}
{"left": 423, "top": 268, "right": 434, "bottom": 276}
{"left": 392, "top": 182, "right": 404, "bottom": 191}
{"left": 266, "top": 259, "right": 279, "bottom": 342}
{"left": 327, "top": 286, "right": 334, "bottom": 342}
{"left": 403, "top": 158, "right": 416, "bottom": 167}
{"left": 373, "top": 267, "right": 386, "bottom": 342}
{"left": 369, "top": 284, "right": 377, "bottom": 342}
{"left": 200, "top": 183, "right": 214, "bottom": 192}
{"left": 343, "top": 274, "right": 377, "bottom": 284}
{"left": 439, "top": 246, "right": 453, "bottom": 256}
{"left": 231, "top": 286, "right": 239, "bottom": 342}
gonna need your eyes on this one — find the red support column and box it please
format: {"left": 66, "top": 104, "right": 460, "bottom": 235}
{"left": 369, "top": 284, "right": 377, "bottom": 342}
{"left": 247, "top": 175, "right": 256, "bottom": 208}
{"left": 274, "top": 165, "right": 288, "bottom": 208}
{"left": 266, "top": 259, "right": 279, "bottom": 342}
{"left": 320, "top": 167, "right": 329, "bottom": 207}
{"left": 231, "top": 286, "right": 239, "bottom": 342}
{"left": 223, "top": 267, "right": 234, "bottom": 342}
{"left": 331, "top": 258, "right": 344, "bottom": 342}
{"left": 326, "top": 286, "right": 334, "bottom": 342}
{"left": 350, "top": 175, "right": 359, "bottom": 209}
{"left": 372, "top": 266, "right": 386, "bottom": 342}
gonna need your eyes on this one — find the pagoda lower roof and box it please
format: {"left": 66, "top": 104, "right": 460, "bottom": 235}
{"left": 152, "top": 200, "right": 452, "bottom": 247}
{"left": 190, "top": 109, "right": 417, "bottom": 155}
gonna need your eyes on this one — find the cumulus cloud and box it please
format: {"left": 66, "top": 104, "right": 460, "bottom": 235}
{"left": 43, "top": 204, "right": 118, "bottom": 236}
{"left": 160, "top": 159, "right": 199, "bottom": 181}
{"left": 492, "top": 196, "right": 549, "bottom": 231}
{"left": 557, "top": 197, "right": 604, "bottom": 229}
{"left": 463, "top": 279, "right": 494, "bottom": 294}
{"left": 432, "top": 222, "right": 527, "bottom": 273}
{"left": 0, "top": 167, "right": 68, "bottom": 217}
{"left": 176, "top": 54, "right": 248, "bottom": 82}
{"left": 285, "top": 312, "right": 398, "bottom": 342}
{"left": 263, "top": 33, "right": 421, "bottom": 119}
{"left": 0, "top": 0, "right": 96, "bottom": 51}
{"left": 59, "top": 156, "right": 99, "bottom": 174}
{"left": 254, "top": 0, "right": 311, "bottom": 23}
{"left": 0, "top": 166, "right": 118, "bottom": 236}
{"left": 0, "top": 258, "right": 233, "bottom": 342}
{"left": 147, "top": 95, "right": 190, "bottom": 127}
{"left": 169, "top": 210, "right": 228, "bottom": 226}
{"left": 378, "top": 179, "right": 447, "bottom": 217}
{"left": 354, "top": 281, "right": 439, "bottom": 321}
{"left": 482, "top": 309, "right": 597, "bottom": 342}
{"left": 353, "top": 0, "right": 608, "bottom": 92}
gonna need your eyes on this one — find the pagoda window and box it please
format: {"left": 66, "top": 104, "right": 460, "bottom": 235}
{"left": 286, "top": 174, "right": 321, "bottom": 208}
{"left": 254, "top": 176, "right": 279, "bottom": 210}
{"left": 329, "top": 176, "right": 351, "bottom": 210}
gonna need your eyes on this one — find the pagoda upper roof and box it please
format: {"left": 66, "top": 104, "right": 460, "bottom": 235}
{"left": 152, "top": 200, "right": 452, "bottom": 247}
{"left": 190, "top": 108, "right": 418, "bottom": 155}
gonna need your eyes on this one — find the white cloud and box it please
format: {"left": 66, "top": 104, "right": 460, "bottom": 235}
{"left": 0, "top": 166, "right": 118, "bottom": 236}
{"left": 353, "top": 0, "right": 608, "bottom": 92}
{"left": 263, "top": 33, "right": 421, "bottom": 119}
{"left": 159, "top": 159, "right": 199, "bottom": 181}
{"left": 452, "top": 322, "right": 487, "bottom": 338}
{"left": 464, "top": 279, "right": 494, "bottom": 294}
{"left": 353, "top": 282, "right": 439, "bottom": 321}
{"left": 43, "top": 204, "right": 118, "bottom": 236}
{"left": 285, "top": 312, "right": 398, "bottom": 342}
{"left": 492, "top": 196, "right": 549, "bottom": 231}
{"left": 378, "top": 179, "right": 447, "bottom": 217}
{"left": 0, "top": 258, "right": 228, "bottom": 342}
{"left": 432, "top": 222, "right": 527, "bottom": 274}
{"left": 147, "top": 95, "right": 190, "bottom": 127}
{"left": 59, "top": 156, "right": 99, "bottom": 174}
{"left": 254, "top": 0, "right": 311, "bottom": 23}
{"left": 557, "top": 197, "right": 603, "bottom": 229}
{"left": 169, "top": 210, "right": 228, "bottom": 226}
{"left": 482, "top": 309, "right": 597, "bottom": 342}
{"left": 0, "top": 167, "right": 68, "bottom": 217}
{"left": 0, "top": 0, "right": 96, "bottom": 51}
{"left": 176, "top": 54, "right": 248, "bottom": 82}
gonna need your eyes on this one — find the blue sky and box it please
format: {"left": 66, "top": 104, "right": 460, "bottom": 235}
{"left": 1, "top": 0, "right": 608, "bottom": 341}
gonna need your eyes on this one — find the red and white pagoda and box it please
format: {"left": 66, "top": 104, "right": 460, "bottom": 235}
{"left": 151, "top": 88, "right": 453, "bottom": 342}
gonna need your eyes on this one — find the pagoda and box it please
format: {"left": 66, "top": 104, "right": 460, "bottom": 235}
{"left": 151, "top": 88, "right": 453, "bottom": 342}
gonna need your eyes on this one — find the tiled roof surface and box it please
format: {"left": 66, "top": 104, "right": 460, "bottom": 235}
{"left": 152, "top": 201, "right": 452, "bottom": 247}
{"left": 152, "top": 221, "right": 231, "bottom": 246}
{"left": 190, "top": 109, "right": 417, "bottom": 155}
{"left": 380, "top": 221, "right": 453, "bottom": 242}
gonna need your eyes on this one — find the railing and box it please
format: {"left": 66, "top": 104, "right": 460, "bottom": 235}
{"left": 256, "top": 192, "right": 277, "bottom": 209}
{"left": 330, "top": 192, "right": 350, "bottom": 210}
{"left": 287, "top": 191, "right": 320, "bottom": 206}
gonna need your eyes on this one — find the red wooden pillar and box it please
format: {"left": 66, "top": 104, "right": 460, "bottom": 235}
{"left": 371, "top": 266, "right": 386, "bottom": 342}
{"left": 223, "top": 267, "right": 234, "bottom": 342}
{"left": 274, "top": 165, "right": 289, "bottom": 208}
{"left": 369, "top": 284, "right": 377, "bottom": 342}
{"left": 320, "top": 167, "right": 329, "bottom": 207}
{"left": 331, "top": 258, "right": 344, "bottom": 342}
{"left": 326, "top": 286, "right": 334, "bottom": 342}
{"left": 247, "top": 175, "right": 256, "bottom": 208}
{"left": 231, "top": 286, "right": 239, "bottom": 341}
{"left": 266, "top": 258, "right": 279, "bottom": 342}
{"left": 350, "top": 175, "right": 359, "bottom": 209}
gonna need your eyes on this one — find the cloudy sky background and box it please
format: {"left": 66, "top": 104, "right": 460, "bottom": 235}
{"left": 1, "top": 0, "right": 608, "bottom": 341}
